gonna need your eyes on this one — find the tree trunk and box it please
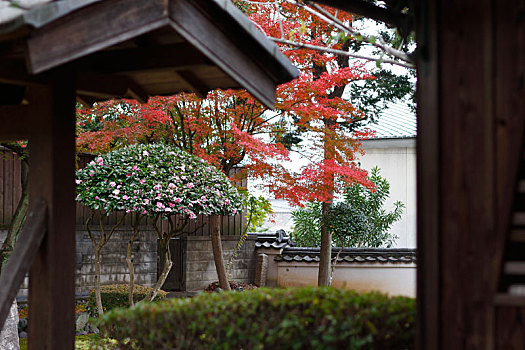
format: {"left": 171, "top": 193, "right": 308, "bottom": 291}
{"left": 94, "top": 248, "right": 104, "bottom": 316}
{"left": 318, "top": 202, "right": 333, "bottom": 286}
{"left": 144, "top": 237, "right": 172, "bottom": 302}
{"left": 0, "top": 159, "right": 29, "bottom": 273}
{"left": 210, "top": 215, "right": 230, "bottom": 291}
{"left": 318, "top": 118, "right": 335, "bottom": 286}
{"left": 127, "top": 215, "right": 141, "bottom": 306}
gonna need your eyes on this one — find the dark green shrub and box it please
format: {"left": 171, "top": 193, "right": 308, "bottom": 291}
{"left": 86, "top": 284, "right": 167, "bottom": 317}
{"left": 292, "top": 167, "right": 404, "bottom": 248}
{"left": 98, "top": 287, "right": 415, "bottom": 349}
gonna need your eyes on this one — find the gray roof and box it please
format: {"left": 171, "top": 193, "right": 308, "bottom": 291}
{"left": 275, "top": 247, "right": 416, "bottom": 264}
{"left": 253, "top": 230, "right": 296, "bottom": 250}
{"left": 364, "top": 102, "right": 417, "bottom": 139}
{"left": 0, "top": 0, "right": 103, "bottom": 34}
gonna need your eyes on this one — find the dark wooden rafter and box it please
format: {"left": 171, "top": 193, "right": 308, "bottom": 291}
{"left": 309, "top": 0, "right": 414, "bottom": 36}
{"left": 0, "top": 59, "right": 148, "bottom": 103}
{"left": 310, "top": 0, "right": 405, "bottom": 24}
{"left": 173, "top": 70, "right": 211, "bottom": 98}
{"left": 76, "top": 72, "right": 148, "bottom": 103}
{"left": 78, "top": 43, "right": 213, "bottom": 74}
{"left": 23, "top": 0, "right": 298, "bottom": 109}
{"left": 0, "top": 198, "right": 47, "bottom": 330}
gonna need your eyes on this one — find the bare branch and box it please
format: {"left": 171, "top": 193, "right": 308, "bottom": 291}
{"left": 271, "top": 38, "right": 415, "bottom": 69}
{"left": 297, "top": 0, "right": 413, "bottom": 63}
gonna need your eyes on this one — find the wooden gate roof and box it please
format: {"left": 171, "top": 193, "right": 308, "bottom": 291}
{"left": 0, "top": 1, "right": 298, "bottom": 347}
{"left": 0, "top": 0, "right": 299, "bottom": 108}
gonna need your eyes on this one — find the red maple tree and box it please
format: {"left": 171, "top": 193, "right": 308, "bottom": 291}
{"left": 76, "top": 1, "right": 374, "bottom": 286}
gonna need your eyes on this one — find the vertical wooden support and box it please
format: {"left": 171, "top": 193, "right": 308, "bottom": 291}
{"left": 416, "top": 0, "right": 514, "bottom": 348}
{"left": 415, "top": 0, "right": 440, "bottom": 348}
{"left": 27, "top": 73, "right": 76, "bottom": 349}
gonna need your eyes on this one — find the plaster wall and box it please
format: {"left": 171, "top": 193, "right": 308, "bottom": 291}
{"left": 276, "top": 262, "right": 416, "bottom": 297}
{"left": 359, "top": 139, "right": 417, "bottom": 248}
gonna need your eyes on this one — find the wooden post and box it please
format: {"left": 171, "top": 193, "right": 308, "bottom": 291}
{"left": 27, "top": 74, "right": 76, "bottom": 349}
{"left": 415, "top": 0, "right": 521, "bottom": 348}
{"left": 415, "top": 0, "right": 440, "bottom": 348}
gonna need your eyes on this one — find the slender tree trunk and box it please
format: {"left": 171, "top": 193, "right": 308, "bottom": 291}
{"left": 127, "top": 214, "right": 142, "bottom": 306}
{"left": 210, "top": 215, "right": 230, "bottom": 291}
{"left": 94, "top": 248, "right": 104, "bottom": 315}
{"left": 0, "top": 159, "right": 29, "bottom": 273}
{"left": 318, "top": 119, "right": 335, "bottom": 286}
{"left": 145, "top": 237, "right": 172, "bottom": 302}
{"left": 318, "top": 202, "right": 333, "bottom": 286}
{"left": 86, "top": 211, "right": 124, "bottom": 316}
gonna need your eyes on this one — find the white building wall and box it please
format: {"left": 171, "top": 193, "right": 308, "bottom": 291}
{"left": 358, "top": 138, "right": 417, "bottom": 248}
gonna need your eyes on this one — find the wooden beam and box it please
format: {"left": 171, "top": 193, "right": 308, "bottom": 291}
{"left": 168, "top": 0, "right": 279, "bottom": 109}
{"left": 174, "top": 70, "right": 211, "bottom": 98}
{"left": 27, "top": 0, "right": 169, "bottom": 74}
{"left": 0, "top": 104, "right": 33, "bottom": 141}
{"left": 77, "top": 72, "right": 148, "bottom": 103}
{"left": 0, "top": 198, "right": 47, "bottom": 330}
{"left": 310, "top": 0, "right": 408, "bottom": 27}
{"left": 27, "top": 75, "right": 76, "bottom": 349}
{"left": 80, "top": 43, "right": 212, "bottom": 73}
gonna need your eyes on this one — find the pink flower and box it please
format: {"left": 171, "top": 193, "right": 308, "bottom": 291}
{"left": 174, "top": 198, "right": 182, "bottom": 203}
{"left": 113, "top": 189, "right": 120, "bottom": 195}
{"left": 156, "top": 202, "right": 165, "bottom": 209}
{"left": 187, "top": 183, "right": 194, "bottom": 189}
{"left": 168, "top": 202, "right": 176, "bottom": 207}
{"left": 153, "top": 184, "right": 162, "bottom": 190}
{"left": 144, "top": 199, "right": 150, "bottom": 205}
{"left": 189, "top": 212, "right": 197, "bottom": 219}
{"left": 168, "top": 183, "right": 176, "bottom": 189}
{"left": 143, "top": 151, "right": 149, "bottom": 156}
{"left": 75, "top": 179, "right": 81, "bottom": 184}
{"left": 123, "top": 195, "right": 129, "bottom": 200}
{"left": 132, "top": 165, "right": 138, "bottom": 170}
{"left": 140, "top": 179, "right": 146, "bottom": 184}
{"left": 110, "top": 182, "right": 116, "bottom": 187}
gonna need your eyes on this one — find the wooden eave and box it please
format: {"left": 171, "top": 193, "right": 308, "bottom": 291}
{"left": 0, "top": 0, "right": 299, "bottom": 109}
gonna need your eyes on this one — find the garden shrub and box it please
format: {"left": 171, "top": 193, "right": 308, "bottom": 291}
{"left": 98, "top": 287, "right": 415, "bottom": 349}
{"left": 86, "top": 284, "right": 167, "bottom": 317}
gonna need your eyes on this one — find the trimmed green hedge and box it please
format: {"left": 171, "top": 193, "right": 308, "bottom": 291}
{"left": 98, "top": 287, "right": 415, "bottom": 349}
{"left": 86, "top": 284, "right": 167, "bottom": 317}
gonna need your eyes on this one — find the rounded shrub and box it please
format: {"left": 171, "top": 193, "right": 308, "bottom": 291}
{"left": 86, "top": 284, "right": 167, "bottom": 317}
{"left": 98, "top": 287, "right": 415, "bottom": 349}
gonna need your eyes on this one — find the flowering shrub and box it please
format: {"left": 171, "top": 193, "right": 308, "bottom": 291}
{"left": 76, "top": 144, "right": 243, "bottom": 219}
